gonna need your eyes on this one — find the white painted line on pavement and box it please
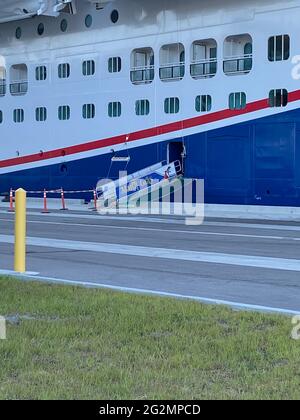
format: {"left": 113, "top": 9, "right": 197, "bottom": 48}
{"left": 0, "top": 218, "right": 290, "bottom": 241}
{"left": 2, "top": 209, "right": 300, "bottom": 232}
{"left": 1, "top": 234, "right": 300, "bottom": 272}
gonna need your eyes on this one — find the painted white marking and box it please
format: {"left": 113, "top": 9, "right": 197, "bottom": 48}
{"left": 0, "top": 234, "right": 300, "bottom": 272}
{"left": 4, "top": 272, "right": 300, "bottom": 316}
{"left": 2, "top": 209, "right": 300, "bottom": 232}
{"left": 0, "top": 210, "right": 184, "bottom": 225}
{"left": 0, "top": 217, "right": 290, "bottom": 241}
{"left": 205, "top": 221, "right": 300, "bottom": 232}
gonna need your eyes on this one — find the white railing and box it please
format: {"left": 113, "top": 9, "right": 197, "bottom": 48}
{"left": 159, "top": 62, "right": 185, "bottom": 81}
{"left": 130, "top": 65, "right": 154, "bottom": 84}
{"left": 190, "top": 58, "right": 217, "bottom": 78}
{"left": 223, "top": 54, "right": 253, "bottom": 75}
{"left": 10, "top": 80, "right": 28, "bottom": 95}
{"left": 0, "top": 81, "right": 6, "bottom": 96}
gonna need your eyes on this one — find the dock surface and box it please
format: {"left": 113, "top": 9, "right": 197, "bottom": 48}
{"left": 0, "top": 208, "right": 300, "bottom": 314}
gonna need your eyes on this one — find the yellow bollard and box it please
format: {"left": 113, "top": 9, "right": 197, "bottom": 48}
{"left": 14, "top": 188, "right": 26, "bottom": 273}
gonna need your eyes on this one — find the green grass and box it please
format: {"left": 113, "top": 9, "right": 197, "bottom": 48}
{"left": 0, "top": 277, "right": 300, "bottom": 400}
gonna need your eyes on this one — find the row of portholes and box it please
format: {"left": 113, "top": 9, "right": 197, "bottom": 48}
{"left": 15, "top": 10, "right": 119, "bottom": 39}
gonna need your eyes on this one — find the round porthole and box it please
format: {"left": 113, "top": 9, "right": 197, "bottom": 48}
{"left": 111, "top": 10, "right": 119, "bottom": 24}
{"left": 15, "top": 27, "right": 22, "bottom": 39}
{"left": 60, "top": 19, "right": 68, "bottom": 32}
{"left": 85, "top": 14, "right": 93, "bottom": 28}
{"left": 37, "top": 23, "right": 44, "bottom": 36}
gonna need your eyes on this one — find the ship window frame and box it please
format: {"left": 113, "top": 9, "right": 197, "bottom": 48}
{"left": 108, "top": 101, "right": 122, "bottom": 118}
{"left": 195, "top": 95, "right": 212, "bottom": 112}
{"left": 13, "top": 108, "right": 24, "bottom": 123}
{"left": 130, "top": 48, "right": 154, "bottom": 84}
{"left": 37, "top": 23, "right": 45, "bottom": 36}
{"left": 85, "top": 14, "right": 93, "bottom": 28}
{"left": 108, "top": 57, "right": 122, "bottom": 73}
{"left": 35, "top": 107, "right": 47, "bottom": 122}
{"left": 191, "top": 39, "right": 217, "bottom": 79}
{"left": 268, "top": 35, "right": 290, "bottom": 62}
{"left": 135, "top": 99, "right": 150, "bottom": 116}
{"left": 60, "top": 19, "right": 68, "bottom": 33}
{"left": 35, "top": 65, "right": 47, "bottom": 81}
{"left": 164, "top": 97, "right": 180, "bottom": 114}
{"left": 159, "top": 43, "right": 185, "bottom": 82}
{"left": 0, "top": 66, "right": 6, "bottom": 97}
{"left": 82, "top": 60, "right": 96, "bottom": 76}
{"left": 10, "top": 64, "right": 28, "bottom": 96}
{"left": 58, "top": 105, "right": 71, "bottom": 121}
{"left": 82, "top": 103, "right": 96, "bottom": 119}
{"left": 58, "top": 63, "right": 71, "bottom": 79}
{"left": 111, "top": 10, "right": 119, "bottom": 24}
{"left": 223, "top": 34, "right": 253, "bottom": 76}
{"left": 229, "top": 92, "right": 247, "bottom": 110}
{"left": 15, "top": 27, "right": 22, "bottom": 40}
{"left": 268, "top": 89, "right": 288, "bottom": 107}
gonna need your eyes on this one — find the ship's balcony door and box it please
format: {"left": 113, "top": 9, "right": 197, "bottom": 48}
{"left": 168, "top": 141, "right": 185, "bottom": 175}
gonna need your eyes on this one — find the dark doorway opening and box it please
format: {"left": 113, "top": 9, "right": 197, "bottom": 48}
{"left": 168, "top": 141, "right": 185, "bottom": 174}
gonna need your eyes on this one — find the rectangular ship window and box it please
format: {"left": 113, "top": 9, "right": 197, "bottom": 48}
{"left": 135, "top": 99, "right": 150, "bottom": 116}
{"left": 83, "top": 103, "right": 95, "bottom": 119}
{"left": 195, "top": 95, "right": 212, "bottom": 112}
{"left": 0, "top": 66, "right": 6, "bottom": 96}
{"left": 58, "top": 105, "right": 70, "bottom": 120}
{"left": 108, "top": 101, "right": 121, "bottom": 117}
{"left": 269, "top": 89, "right": 288, "bottom": 107}
{"left": 82, "top": 60, "right": 95, "bottom": 76}
{"left": 36, "top": 65, "right": 47, "bottom": 81}
{"left": 268, "top": 35, "right": 290, "bottom": 61}
{"left": 13, "top": 108, "right": 24, "bottom": 123}
{"left": 164, "top": 97, "right": 180, "bottom": 114}
{"left": 229, "top": 92, "right": 247, "bottom": 110}
{"left": 36, "top": 107, "right": 47, "bottom": 122}
{"left": 108, "top": 57, "right": 121, "bottom": 73}
{"left": 58, "top": 63, "right": 70, "bottom": 79}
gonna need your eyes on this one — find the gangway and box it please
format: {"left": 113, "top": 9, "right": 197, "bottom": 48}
{"left": 96, "top": 160, "right": 182, "bottom": 209}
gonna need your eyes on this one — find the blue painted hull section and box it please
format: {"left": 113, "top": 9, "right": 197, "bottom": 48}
{"left": 2, "top": 108, "right": 300, "bottom": 206}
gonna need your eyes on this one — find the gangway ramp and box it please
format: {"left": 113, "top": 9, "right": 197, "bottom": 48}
{"left": 96, "top": 160, "right": 182, "bottom": 209}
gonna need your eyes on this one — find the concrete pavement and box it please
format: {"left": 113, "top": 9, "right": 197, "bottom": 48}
{"left": 0, "top": 208, "right": 300, "bottom": 314}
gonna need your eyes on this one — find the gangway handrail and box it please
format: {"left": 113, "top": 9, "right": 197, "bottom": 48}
{"left": 97, "top": 160, "right": 168, "bottom": 194}
{"left": 96, "top": 160, "right": 182, "bottom": 205}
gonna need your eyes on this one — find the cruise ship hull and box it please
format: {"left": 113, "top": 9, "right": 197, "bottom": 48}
{"left": 2, "top": 107, "right": 300, "bottom": 206}
{"left": 1, "top": 0, "right": 300, "bottom": 206}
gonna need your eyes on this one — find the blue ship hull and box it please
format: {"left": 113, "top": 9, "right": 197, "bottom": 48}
{"left": 2, "top": 108, "right": 300, "bottom": 206}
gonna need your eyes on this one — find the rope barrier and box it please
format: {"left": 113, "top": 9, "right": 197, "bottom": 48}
{"left": 9, "top": 189, "right": 95, "bottom": 194}
{"left": 3, "top": 187, "right": 98, "bottom": 213}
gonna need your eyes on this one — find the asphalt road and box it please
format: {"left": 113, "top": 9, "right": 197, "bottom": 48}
{"left": 0, "top": 208, "right": 300, "bottom": 314}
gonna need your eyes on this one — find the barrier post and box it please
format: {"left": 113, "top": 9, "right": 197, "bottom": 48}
{"left": 8, "top": 188, "right": 15, "bottom": 213}
{"left": 42, "top": 189, "right": 50, "bottom": 214}
{"left": 92, "top": 189, "right": 98, "bottom": 211}
{"left": 60, "top": 188, "right": 68, "bottom": 211}
{"left": 14, "top": 188, "right": 26, "bottom": 273}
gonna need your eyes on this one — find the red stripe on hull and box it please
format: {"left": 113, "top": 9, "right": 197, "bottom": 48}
{"left": 0, "top": 91, "right": 298, "bottom": 169}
